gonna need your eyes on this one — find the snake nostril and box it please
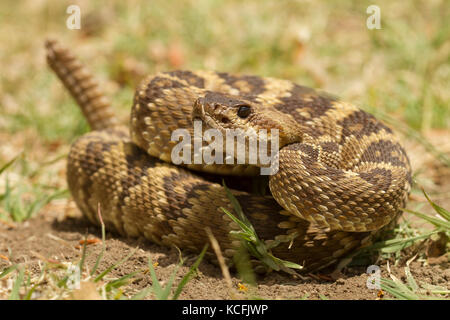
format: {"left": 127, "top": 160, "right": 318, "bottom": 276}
{"left": 221, "top": 117, "right": 230, "bottom": 124}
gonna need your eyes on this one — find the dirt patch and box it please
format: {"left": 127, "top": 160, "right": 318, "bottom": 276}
{"left": 0, "top": 205, "right": 448, "bottom": 300}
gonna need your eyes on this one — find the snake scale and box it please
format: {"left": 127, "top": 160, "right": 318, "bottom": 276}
{"left": 46, "top": 39, "right": 411, "bottom": 272}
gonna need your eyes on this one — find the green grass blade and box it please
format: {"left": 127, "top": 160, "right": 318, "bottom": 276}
{"left": 0, "top": 265, "right": 17, "bottom": 279}
{"left": 24, "top": 265, "right": 46, "bottom": 300}
{"left": 422, "top": 189, "right": 450, "bottom": 222}
{"left": 130, "top": 287, "right": 153, "bottom": 300}
{"left": 94, "top": 247, "right": 139, "bottom": 282}
{"left": 233, "top": 244, "right": 257, "bottom": 287}
{"left": 362, "top": 230, "right": 439, "bottom": 253}
{"left": 222, "top": 181, "right": 254, "bottom": 229}
{"left": 25, "top": 189, "right": 68, "bottom": 220}
{"left": 221, "top": 183, "right": 303, "bottom": 274}
{"left": 403, "top": 208, "right": 450, "bottom": 230}
{"left": 269, "top": 254, "right": 303, "bottom": 270}
{"left": 0, "top": 153, "right": 22, "bottom": 175}
{"left": 380, "top": 278, "right": 418, "bottom": 300}
{"left": 172, "top": 244, "right": 208, "bottom": 300}
{"left": 159, "top": 265, "right": 181, "bottom": 300}
{"left": 57, "top": 275, "right": 69, "bottom": 288}
{"left": 105, "top": 271, "right": 140, "bottom": 292}
{"left": 91, "top": 205, "right": 106, "bottom": 276}
{"left": 27, "top": 153, "right": 67, "bottom": 179}
{"left": 148, "top": 257, "right": 163, "bottom": 297}
{"left": 404, "top": 266, "right": 419, "bottom": 293}
{"left": 420, "top": 282, "right": 450, "bottom": 296}
{"left": 8, "top": 266, "right": 24, "bottom": 300}
{"left": 221, "top": 207, "right": 255, "bottom": 239}
{"left": 24, "top": 281, "right": 40, "bottom": 300}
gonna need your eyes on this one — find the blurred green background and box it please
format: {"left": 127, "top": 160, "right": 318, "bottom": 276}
{"left": 0, "top": 0, "right": 449, "bottom": 143}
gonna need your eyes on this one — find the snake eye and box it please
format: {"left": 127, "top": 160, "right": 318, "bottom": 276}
{"left": 237, "top": 105, "right": 251, "bottom": 118}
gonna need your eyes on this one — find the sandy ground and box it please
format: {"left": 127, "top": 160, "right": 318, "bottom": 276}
{"left": 0, "top": 207, "right": 448, "bottom": 300}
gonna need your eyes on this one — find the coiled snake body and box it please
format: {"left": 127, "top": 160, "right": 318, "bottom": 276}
{"left": 46, "top": 40, "right": 411, "bottom": 271}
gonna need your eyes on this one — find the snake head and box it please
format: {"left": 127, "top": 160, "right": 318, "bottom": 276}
{"left": 192, "top": 92, "right": 303, "bottom": 149}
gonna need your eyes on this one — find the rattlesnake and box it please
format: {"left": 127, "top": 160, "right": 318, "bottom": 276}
{"left": 46, "top": 39, "right": 411, "bottom": 272}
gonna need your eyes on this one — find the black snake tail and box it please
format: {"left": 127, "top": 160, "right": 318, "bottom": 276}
{"left": 45, "top": 38, "right": 118, "bottom": 131}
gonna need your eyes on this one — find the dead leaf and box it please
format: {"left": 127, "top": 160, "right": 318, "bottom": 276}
{"left": 79, "top": 238, "right": 102, "bottom": 246}
{"left": 0, "top": 254, "right": 9, "bottom": 261}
